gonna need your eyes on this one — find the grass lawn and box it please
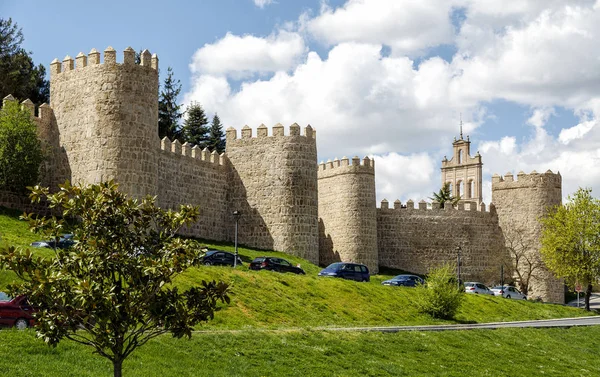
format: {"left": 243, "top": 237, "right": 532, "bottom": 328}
{"left": 0, "top": 326, "right": 599, "bottom": 376}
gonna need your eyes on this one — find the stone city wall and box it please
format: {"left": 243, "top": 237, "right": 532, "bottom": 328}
{"left": 318, "top": 156, "right": 378, "bottom": 273}
{"left": 157, "top": 138, "right": 230, "bottom": 241}
{"left": 492, "top": 170, "right": 564, "bottom": 303}
{"left": 225, "top": 124, "right": 319, "bottom": 263}
{"left": 49, "top": 47, "right": 159, "bottom": 199}
{"left": 377, "top": 200, "right": 509, "bottom": 281}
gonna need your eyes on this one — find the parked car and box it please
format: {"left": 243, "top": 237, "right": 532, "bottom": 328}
{"left": 249, "top": 257, "right": 305, "bottom": 274}
{"left": 381, "top": 274, "right": 424, "bottom": 287}
{"left": 0, "top": 294, "right": 35, "bottom": 330}
{"left": 491, "top": 285, "right": 527, "bottom": 300}
{"left": 202, "top": 249, "right": 243, "bottom": 267}
{"left": 30, "top": 234, "right": 76, "bottom": 249}
{"left": 464, "top": 282, "right": 494, "bottom": 295}
{"left": 318, "top": 262, "right": 370, "bottom": 282}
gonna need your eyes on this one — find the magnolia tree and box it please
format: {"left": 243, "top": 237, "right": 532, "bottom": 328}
{"left": 0, "top": 181, "right": 229, "bottom": 377}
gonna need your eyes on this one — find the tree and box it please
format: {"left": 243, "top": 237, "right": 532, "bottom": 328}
{"left": 0, "top": 18, "right": 49, "bottom": 104}
{"left": 503, "top": 222, "right": 542, "bottom": 296}
{"left": 413, "top": 264, "right": 463, "bottom": 319}
{"left": 0, "top": 99, "right": 43, "bottom": 193}
{"left": 540, "top": 188, "right": 600, "bottom": 311}
{"left": 0, "top": 180, "right": 229, "bottom": 377}
{"left": 207, "top": 113, "right": 226, "bottom": 153}
{"left": 158, "top": 67, "right": 182, "bottom": 141}
{"left": 430, "top": 182, "right": 460, "bottom": 208}
{"left": 181, "top": 102, "right": 209, "bottom": 147}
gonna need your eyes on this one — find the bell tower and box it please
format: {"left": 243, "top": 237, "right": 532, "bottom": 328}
{"left": 441, "top": 121, "right": 483, "bottom": 205}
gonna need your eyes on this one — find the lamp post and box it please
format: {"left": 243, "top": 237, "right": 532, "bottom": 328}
{"left": 456, "top": 246, "right": 462, "bottom": 289}
{"left": 232, "top": 210, "right": 241, "bottom": 267}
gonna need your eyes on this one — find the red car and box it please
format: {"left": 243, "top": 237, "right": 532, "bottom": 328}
{"left": 0, "top": 294, "right": 35, "bottom": 329}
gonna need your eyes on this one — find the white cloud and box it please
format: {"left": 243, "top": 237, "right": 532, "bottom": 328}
{"left": 304, "top": 0, "right": 457, "bottom": 56}
{"left": 253, "top": 0, "right": 274, "bottom": 9}
{"left": 189, "top": 31, "right": 306, "bottom": 78}
{"left": 184, "top": 0, "right": 600, "bottom": 205}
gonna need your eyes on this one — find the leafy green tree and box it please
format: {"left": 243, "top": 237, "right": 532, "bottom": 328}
{"left": 0, "top": 18, "right": 49, "bottom": 104}
{"left": 540, "top": 188, "right": 600, "bottom": 311}
{"left": 0, "top": 180, "right": 230, "bottom": 377}
{"left": 414, "top": 264, "right": 463, "bottom": 319}
{"left": 0, "top": 100, "right": 43, "bottom": 192}
{"left": 181, "top": 102, "right": 209, "bottom": 147}
{"left": 158, "top": 67, "right": 182, "bottom": 141}
{"left": 430, "top": 182, "right": 460, "bottom": 208}
{"left": 207, "top": 113, "right": 226, "bottom": 153}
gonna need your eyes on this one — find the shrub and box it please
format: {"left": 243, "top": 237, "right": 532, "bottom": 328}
{"left": 414, "top": 264, "right": 464, "bottom": 319}
{"left": 0, "top": 100, "right": 43, "bottom": 193}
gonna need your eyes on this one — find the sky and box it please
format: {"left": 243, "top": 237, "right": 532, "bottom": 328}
{"left": 3, "top": 0, "right": 600, "bottom": 205}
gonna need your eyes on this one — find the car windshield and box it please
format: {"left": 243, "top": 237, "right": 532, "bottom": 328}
{"left": 492, "top": 286, "right": 505, "bottom": 290}
{"left": 205, "top": 250, "right": 218, "bottom": 257}
{"left": 323, "top": 263, "right": 343, "bottom": 271}
{"left": 392, "top": 275, "right": 411, "bottom": 280}
{"left": 252, "top": 257, "right": 266, "bottom": 263}
{"left": 0, "top": 292, "right": 11, "bottom": 301}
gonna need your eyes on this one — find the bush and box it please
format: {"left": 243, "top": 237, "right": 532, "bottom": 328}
{"left": 414, "top": 264, "right": 464, "bottom": 319}
{"left": 0, "top": 100, "right": 43, "bottom": 193}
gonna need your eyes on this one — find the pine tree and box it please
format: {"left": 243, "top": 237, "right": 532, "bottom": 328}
{"left": 181, "top": 102, "right": 209, "bottom": 147}
{"left": 208, "top": 113, "right": 226, "bottom": 153}
{"left": 0, "top": 18, "right": 49, "bottom": 104}
{"left": 158, "top": 67, "right": 182, "bottom": 140}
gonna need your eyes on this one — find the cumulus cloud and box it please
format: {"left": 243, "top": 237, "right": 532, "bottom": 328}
{"left": 189, "top": 31, "right": 306, "bottom": 78}
{"left": 184, "top": 0, "right": 600, "bottom": 204}
{"left": 304, "top": 0, "right": 456, "bottom": 56}
{"left": 253, "top": 0, "right": 274, "bottom": 8}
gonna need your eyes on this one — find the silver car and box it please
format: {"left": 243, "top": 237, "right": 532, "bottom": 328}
{"left": 491, "top": 286, "right": 527, "bottom": 300}
{"left": 464, "top": 282, "right": 494, "bottom": 295}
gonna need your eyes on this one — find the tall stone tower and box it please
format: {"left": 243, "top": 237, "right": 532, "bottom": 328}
{"left": 492, "top": 171, "right": 564, "bottom": 303}
{"left": 225, "top": 124, "right": 319, "bottom": 263}
{"left": 49, "top": 47, "right": 159, "bottom": 198}
{"left": 441, "top": 128, "right": 482, "bottom": 204}
{"left": 318, "top": 156, "right": 378, "bottom": 273}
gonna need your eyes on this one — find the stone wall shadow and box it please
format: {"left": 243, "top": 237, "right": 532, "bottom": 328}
{"left": 227, "top": 164, "right": 273, "bottom": 251}
{"left": 318, "top": 218, "right": 340, "bottom": 267}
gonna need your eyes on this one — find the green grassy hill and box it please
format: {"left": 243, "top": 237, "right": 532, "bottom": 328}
{"left": 0, "top": 206, "right": 591, "bottom": 330}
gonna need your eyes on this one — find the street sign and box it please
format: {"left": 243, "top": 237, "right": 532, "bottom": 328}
{"left": 576, "top": 283, "right": 582, "bottom": 293}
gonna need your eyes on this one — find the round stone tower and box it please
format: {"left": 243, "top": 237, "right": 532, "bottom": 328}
{"left": 226, "top": 123, "right": 319, "bottom": 263}
{"left": 492, "top": 170, "right": 563, "bottom": 303}
{"left": 317, "top": 156, "right": 378, "bottom": 273}
{"left": 49, "top": 46, "right": 159, "bottom": 198}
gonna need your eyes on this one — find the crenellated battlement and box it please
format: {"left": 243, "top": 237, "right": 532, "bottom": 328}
{"left": 378, "top": 199, "right": 495, "bottom": 214}
{"left": 159, "top": 137, "right": 227, "bottom": 167}
{"left": 492, "top": 170, "right": 561, "bottom": 190}
{"left": 2, "top": 95, "right": 54, "bottom": 121}
{"left": 318, "top": 155, "right": 374, "bottom": 171}
{"left": 50, "top": 46, "right": 158, "bottom": 77}
{"left": 226, "top": 123, "right": 315, "bottom": 142}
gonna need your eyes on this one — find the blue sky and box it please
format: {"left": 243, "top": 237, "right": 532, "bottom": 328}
{"left": 3, "top": 0, "right": 600, "bottom": 204}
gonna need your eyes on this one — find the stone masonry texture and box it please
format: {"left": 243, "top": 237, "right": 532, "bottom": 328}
{"left": 0, "top": 45, "right": 566, "bottom": 303}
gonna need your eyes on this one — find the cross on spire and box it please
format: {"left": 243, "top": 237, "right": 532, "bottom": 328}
{"left": 459, "top": 113, "right": 463, "bottom": 140}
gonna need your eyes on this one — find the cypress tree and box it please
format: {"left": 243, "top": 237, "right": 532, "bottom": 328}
{"left": 158, "top": 67, "right": 182, "bottom": 141}
{"left": 182, "top": 102, "right": 209, "bottom": 147}
{"left": 208, "top": 113, "right": 226, "bottom": 153}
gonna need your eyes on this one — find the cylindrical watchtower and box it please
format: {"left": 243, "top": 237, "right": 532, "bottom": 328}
{"left": 226, "top": 123, "right": 319, "bottom": 263}
{"left": 317, "top": 156, "right": 378, "bottom": 273}
{"left": 49, "top": 46, "right": 159, "bottom": 197}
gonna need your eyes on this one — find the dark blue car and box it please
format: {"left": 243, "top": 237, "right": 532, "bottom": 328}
{"left": 381, "top": 274, "right": 424, "bottom": 287}
{"left": 318, "top": 262, "right": 370, "bottom": 282}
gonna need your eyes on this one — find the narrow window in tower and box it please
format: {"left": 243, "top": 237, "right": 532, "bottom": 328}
{"left": 469, "top": 181, "right": 474, "bottom": 198}
{"left": 458, "top": 149, "right": 463, "bottom": 164}
{"left": 457, "top": 181, "right": 464, "bottom": 198}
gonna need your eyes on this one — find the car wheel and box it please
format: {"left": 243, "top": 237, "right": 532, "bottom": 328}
{"left": 506, "top": 295, "right": 511, "bottom": 299}
{"left": 204, "top": 262, "right": 212, "bottom": 266}
{"left": 15, "top": 318, "right": 28, "bottom": 330}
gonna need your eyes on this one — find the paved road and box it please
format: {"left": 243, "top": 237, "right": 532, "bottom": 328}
{"left": 567, "top": 293, "right": 600, "bottom": 310}
{"left": 317, "top": 316, "right": 600, "bottom": 333}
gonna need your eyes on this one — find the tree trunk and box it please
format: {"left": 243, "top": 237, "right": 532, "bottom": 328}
{"left": 585, "top": 283, "right": 593, "bottom": 311}
{"left": 113, "top": 358, "right": 123, "bottom": 377}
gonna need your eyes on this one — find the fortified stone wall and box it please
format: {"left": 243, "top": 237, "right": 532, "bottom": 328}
{"left": 377, "top": 200, "right": 508, "bottom": 281}
{"left": 492, "top": 171, "right": 564, "bottom": 303}
{"left": 157, "top": 138, "right": 230, "bottom": 241}
{"left": 225, "top": 124, "right": 319, "bottom": 263}
{"left": 49, "top": 47, "right": 159, "bottom": 198}
{"left": 318, "top": 157, "right": 378, "bottom": 273}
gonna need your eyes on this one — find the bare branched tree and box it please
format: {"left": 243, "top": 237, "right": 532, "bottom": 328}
{"left": 503, "top": 223, "right": 543, "bottom": 295}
